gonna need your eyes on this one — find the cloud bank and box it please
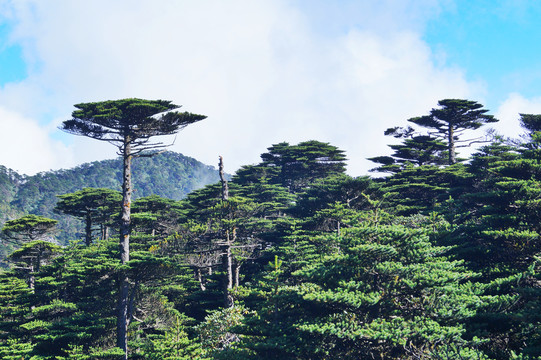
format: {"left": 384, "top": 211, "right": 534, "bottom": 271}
{"left": 0, "top": 0, "right": 485, "bottom": 175}
{"left": 494, "top": 93, "right": 541, "bottom": 140}
{"left": 0, "top": 105, "right": 71, "bottom": 174}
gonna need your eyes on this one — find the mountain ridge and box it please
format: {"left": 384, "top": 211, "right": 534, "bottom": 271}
{"left": 0, "top": 151, "right": 225, "bottom": 244}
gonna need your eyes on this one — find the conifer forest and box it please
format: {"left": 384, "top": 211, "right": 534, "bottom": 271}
{"left": 1, "top": 98, "right": 541, "bottom": 359}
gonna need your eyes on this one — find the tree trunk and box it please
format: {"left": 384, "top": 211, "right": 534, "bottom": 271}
{"left": 120, "top": 139, "right": 132, "bottom": 264}
{"left": 222, "top": 231, "right": 234, "bottom": 308}
{"left": 448, "top": 124, "right": 456, "bottom": 165}
{"left": 219, "top": 156, "right": 234, "bottom": 307}
{"left": 234, "top": 263, "right": 241, "bottom": 289}
{"left": 28, "top": 265, "right": 35, "bottom": 291}
{"left": 117, "top": 139, "right": 132, "bottom": 359}
{"left": 117, "top": 279, "right": 129, "bottom": 358}
{"left": 219, "top": 156, "right": 228, "bottom": 200}
{"left": 196, "top": 268, "right": 206, "bottom": 291}
{"left": 225, "top": 242, "right": 233, "bottom": 290}
{"left": 85, "top": 212, "right": 92, "bottom": 246}
{"left": 102, "top": 225, "right": 109, "bottom": 240}
{"left": 36, "top": 249, "right": 41, "bottom": 273}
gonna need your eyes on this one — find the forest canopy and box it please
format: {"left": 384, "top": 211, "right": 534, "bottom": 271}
{"left": 0, "top": 98, "right": 539, "bottom": 360}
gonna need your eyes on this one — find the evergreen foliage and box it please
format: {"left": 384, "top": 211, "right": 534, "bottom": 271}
{"left": 234, "top": 140, "right": 347, "bottom": 193}
{"left": 2, "top": 101, "right": 541, "bottom": 359}
{"left": 60, "top": 98, "right": 206, "bottom": 358}
{"left": 408, "top": 99, "right": 497, "bottom": 164}
{"left": 368, "top": 134, "right": 448, "bottom": 173}
{"left": 55, "top": 188, "right": 122, "bottom": 246}
{"left": 370, "top": 99, "right": 497, "bottom": 172}
{"left": 1, "top": 214, "right": 58, "bottom": 244}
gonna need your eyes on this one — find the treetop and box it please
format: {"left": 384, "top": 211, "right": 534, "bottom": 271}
{"left": 61, "top": 98, "right": 207, "bottom": 154}
{"left": 409, "top": 98, "right": 497, "bottom": 130}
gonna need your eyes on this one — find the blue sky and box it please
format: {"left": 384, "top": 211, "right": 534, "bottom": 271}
{"left": 0, "top": 0, "right": 540, "bottom": 175}
{"left": 424, "top": 1, "right": 541, "bottom": 104}
{"left": 0, "top": 23, "right": 25, "bottom": 84}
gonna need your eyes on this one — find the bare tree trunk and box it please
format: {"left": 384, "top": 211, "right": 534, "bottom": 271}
{"left": 222, "top": 231, "right": 234, "bottom": 307}
{"left": 28, "top": 265, "right": 35, "bottom": 291}
{"left": 219, "top": 156, "right": 228, "bottom": 200}
{"left": 219, "top": 156, "right": 234, "bottom": 307}
{"left": 120, "top": 140, "right": 132, "bottom": 263}
{"left": 117, "top": 280, "right": 129, "bottom": 358}
{"left": 117, "top": 139, "right": 132, "bottom": 359}
{"left": 85, "top": 212, "right": 92, "bottom": 246}
{"left": 28, "top": 248, "right": 43, "bottom": 291}
{"left": 225, "top": 242, "right": 233, "bottom": 290}
{"left": 234, "top": 262, "right": 241, "bottom": 289}
{"left": 36, "top": 249, "right": 42, "bottom": 273}
{"left": 102, "top": 225, "right": 110, "bottom": 240}
{"left": 448, "top": 124, "right": 456, "bottom": 164}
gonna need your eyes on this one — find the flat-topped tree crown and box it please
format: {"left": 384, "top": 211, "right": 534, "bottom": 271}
{"left": 408, "top": 99, "right": 497, "bottom": 164}
{"left": 1, "top": 215, "right": 58, "bottom": 244}
{"left": 61, "top": 98, "right": 207, "bottom": 156}
{"left": 258, "top": 140, "right": 347, "bottom": 193}
{"left": 60, "top": 98, "right": 206, "bottom": 358}
{"left": 55, "top": 188, "right": 122, "bottom": 246}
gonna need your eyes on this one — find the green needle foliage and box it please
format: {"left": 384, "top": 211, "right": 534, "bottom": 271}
{"left": 235, "top": 140, "right": 347, "bottom": 194}
{"left": 229, "top": 219, "right": 491, "bottom": 359}
{"left": 408, "top": 99, "right": 498, "bottom": 165}
{"left": 4, "top": 101, "right": 541, "bottom": 359}
{"left": 1, "top": 214, "right": 58, "bottom": 244}
{"left": 61, "top": 98, "right": 206, "bottom": 358}
{"left": 55, "top": 188, "right": 122, "bottom": 246}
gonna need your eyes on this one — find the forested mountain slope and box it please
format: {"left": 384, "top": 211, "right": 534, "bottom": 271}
{"left": 0, "top": 151, "right": 222, "bottom": 243}
{"left": 0, "top": 166, "right": 23, "bottom": 225}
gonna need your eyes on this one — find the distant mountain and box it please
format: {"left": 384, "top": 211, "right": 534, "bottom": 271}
{"left": 0, "top": 151, "right": 223, "bottom": 245}
{"left": 0, "top": 166, "right": 23, "bottom": 226}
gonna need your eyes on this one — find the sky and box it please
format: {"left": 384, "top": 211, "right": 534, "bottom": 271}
{"left": 1, "top": 0, "right": 541, "bottom": 176}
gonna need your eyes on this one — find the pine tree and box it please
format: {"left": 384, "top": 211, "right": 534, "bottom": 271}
{"left": 442, "top": 118, "right": 541, "bottom": 358}
{"left": 60, "top": 98, "right": 206, "bottom": 357}
{"left": 408, "top": 99, "right": 497, "bottom": 164}
{"left": 376, "top": 164, "right": 471, "bottom": 216}
{"left": 131, "top": 194, "right": 186, "bottom": 240}
{"left": 1, "top": 215, "right": 58, "bottom": 245}
{"left": 235, "top": 140, "right": 347, "bottom": 193}
{"left": 235, "top": 220, "right": 489, "bottom": 359}
{"left": 291, "top": 174, "right": 373, "bottom": 218}
{"left": 55, "top": 188, "right": 121, "bottom": 246}
{"left": 368, "top": 133, "right": 448, "bottom": 173}
{"left": 0, "top": 271, "right": 34, "bottom": 358}
{"left": 139, "top": 315, "right": 205, "bottom": 359}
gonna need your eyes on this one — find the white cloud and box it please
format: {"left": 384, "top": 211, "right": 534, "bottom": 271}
{"left": 494, "top": 93, "right": 541, "bottom": 140}
{"left": 0, "top": 106, "right": 71, "bottom": 174}
{"left": 0, "top": 0, "right": 484, "bottom": 176}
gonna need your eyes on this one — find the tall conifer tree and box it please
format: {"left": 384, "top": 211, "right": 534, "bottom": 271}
{"left": 408, "top": 99, "right": 497, "bottom": 164}
{"left": 60, "top": 98, "right": 206, "bottom": 358}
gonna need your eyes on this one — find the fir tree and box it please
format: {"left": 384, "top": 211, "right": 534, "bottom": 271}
{"left": 60, "top": 98, "right": 206, "bottom": 357}
{"left": 1, "top": 215, "right": 57, "bottom": 245}
{"left": 55, "top": 188, "right": 121, "bottom": 246}
{"left": 408, "top": 99, "right": 497, "bottom": 164}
